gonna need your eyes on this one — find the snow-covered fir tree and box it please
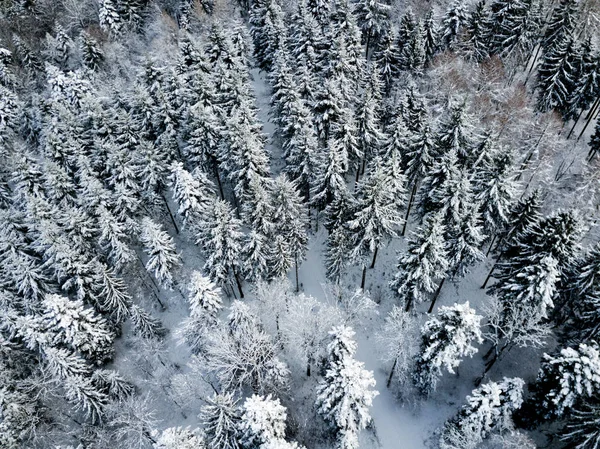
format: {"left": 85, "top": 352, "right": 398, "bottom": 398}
{"left": 315, "top": 326, "right": 378, "bottom": 449}
{"left": 439, "top": 378, "right": 525, "bottom": 449}
{"left": 140, "top": 217, "right": 181, "bottom": 290}
{"left": 414, "top": 302, "right": 483, "bottom": 395}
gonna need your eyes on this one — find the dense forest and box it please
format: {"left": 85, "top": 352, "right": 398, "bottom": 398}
{"left": 2, "top": 0, "right": 600, "bottom": 448}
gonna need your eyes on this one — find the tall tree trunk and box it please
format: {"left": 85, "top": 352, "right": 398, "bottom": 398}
{"left": 233, "top": 270, "right": 244, "bottom": 298}
{"left": 482, "top": 262, "right": 497, "bottom": 289}
{"left": 404, "top": 297, "right": 413, "bottom": 312}
{"left": 428, "top": 277, "right": 446, "bottom": 313}
{"left": 370, "top": 245, "right": 379, "bottom": 269}
{"left": 360, "top": 265, "right": 367, "bottom": 290}
{"left": 387, "top": 358, "right": 398, "bottom": 388}
{"left": 567, "top": 107, "right": 586, "bottom": 139}
{"left": 578, "top": 101, "right": 600, "bottom": 141}
{"left": 585, "top": 96, "right": 600, "bottom": 120}
{"left": 295, "top": 254, "right": 300, "bottom": 293}
{"left": 161, "top": 193, "right": 179, "bottom": 234}
{"left": 402, "top": 182, "right": 418, "bottom": 236}
{"left": 486, "top": 234, "right": 497, "bottom": 257}
{"left": 365, "top": 30, "right": 371, "bottom": 60}
{"left": 524, "top": 44, "right": 542, "bottom": 86}
{"left": 213, "top": 160, "right": 225, "bottom": 200}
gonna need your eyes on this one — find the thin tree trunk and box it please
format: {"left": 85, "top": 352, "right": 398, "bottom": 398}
{"left": 567, "top": 107, "right": 586, "bottom": 139}
{"left": 585, "top": 96, "right": 600, "bottom": 120}
{"left": 161, "top": 193, "right": 179, "bottom": 234}
{"left": 404, "top": 297, "right": 413, "bottom": 312}
{"left": 428, "top": 277, "right": 446, "bottom": 313}
{"left": 295, "top": 254, "right": 300, "bottom": 292}
{"left": 402, "top": 182, "right": 418, "bottom": 236}
{"left": 355, "top": 165, "right": 361, "bottom": 189}
{"left": 365, "top": 30, "right": 371, "bottom": 60}
{"left": 233, "top": 270, "right": 244, "bottom": 298}
{"left": 387, "top": 358, "right": 398, "bottom": 388}
{"left": 578, "top": 100, "right": 600, "bottom": 141}
{"left": 524, "top": 44, "right": 542, "bottom": 86}
{"left": 213, "top": 161, "right": 225, "bottom": 200}
{"left": 360, "top": 265, "right": 367, "bottom": 290}
{"left": 482, "top": 262, "right": 497, "bottom": 289}
{"left": 370, "top": 245, "right": 379, "bottom": 269}
{"left": 486, "top": 234, "right": 497, "bottom": 257}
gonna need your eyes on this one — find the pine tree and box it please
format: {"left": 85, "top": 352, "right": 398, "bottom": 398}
{"left": 486, "top": 0, "right": 532, "bottom": 57}
{"left": 530, "top": 342, "right": 600, "bottom": 419}
{"left": 99, "top": 0, "right": 123, "bottom": 34}
{"left": 348, "top": 157, "right": 404, "bottom": 278}
{"left": 461, "top": 0, "right": 490, "bottom": 61}
{"left": 38, "top": 293, "right": 115, "bottom": 364}
{"left": 239, "top": 394, "right": 287, "bottom": 448}
{"left": 310, "top": 134, "right": 350, "bottom": 212}
{"left": 271, "top": 175, "right": 309, "bottom": 291}
{"left": 422, "top": 9, "right": 439, "bottom": 63}
{"left": 169, "top": 162, "right": 215, "bottom": 225}
{"left": 186, "top": 102, "right": 224, "bottom": 196}
{"left": 399, "top": 22, "right": 426, "bottom": 73}
{"left": 180, "top": 271, "right": 223, "bottom": 353}
{"left": 475, "top": 149, "right": 519, "bottom": 237}
{"left": 374, "top": 30, "right": 399, "bottom": 92}
{"left": 565, "top": 38, "right": 600, "bottom": 123}
{"left": 435, "top": 101, "right": 475, "bottom": 164}
{"left": 353, "top": 0, "right": 391, "bottom": 57}
{"left": 315, "top": 326, "right": 378, "bottom": 449}
{"left": 324, "top": 226, "right": 351, "bottom": 284}
{"left": 414, "top": 302, "right": 483, "bottom": 395}
{"left": 241, "top": 179, "right": 274, "bottom": 282}
{"left": 196, "top": 199, "right": 245, "bottom": 297}
{"left": 152, "top": 427, "right": 205, "bottom": 449}
{"left": 140, "top": 217, "right": 181, "bottom": 290}
{"left": 439, "top": 378, "right": 525, "bottom": 449}
{"left": 391, "top": 212, "right": 449, "bottom": 312}
{"left": 221, "top": 107, "right": 270, "bottom": 206}
{"left": 542, "top": 0, "right": 579, "bottom": 51}
{"left": 201, "top": 392, "right": 241, "bottom": 449}
{"left": 355, "top": 63, "right": 384, "bottom": 172}
{"left": 249, "top": 0, "right": 286, "bottom": 71}
{"left": 486, "top": 211, "right": 583, "bottom": 371}
{"left": 562, "top": 401, "right": 600, "bottom": 449}
{"left": 439, "top": 0, "right": 470, "bottom": 50}
{"left": 589, "top": 119, "right": 600, "bottom": 160}
{"left": 537, "top": 35, "right": 579, "bottom": 113}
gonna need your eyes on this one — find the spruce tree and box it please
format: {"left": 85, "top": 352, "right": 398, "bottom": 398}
{"left": 315, "top": 326, "right": 378, "bottom": 449}
{"left": 169, "top": 162, "right": 215, "bottom": 225}
{"left": 439, "top": 378, "right": 525, "bottom": 449}
{"left": 414, "top": 302, "right": 483, "bottom": 395}
{"left": 374, "top": 30, "right": 399, "bottom": 92}
{"left": 461, "top": 0, "right": 489, "bottom": 61}
{"left": 140, "top": 217, "right": 180, "bottom": 290}
{"left": 530, "top": 342, "right": 600, "bottom": 419}
{"left": 348, "top": 157, "right": 404, "bottom": 277}
{"left": 439, "top": 0, "right": 470, "bottom": 50}
{"left": 271, "top": 175, "right": 309, "bottom": 292}
{"left": 201, "top": 392, "right": 241, "bottom": 449}
{"left": 391, "top": 212, "right": 449, "bottom": 312}
{"left": 542, "top": 0, "right": 579, "bottom": 51}
{"left": 353, "top": 0, "right": 390, "bottom": 58}
{"left": 196, "top": 199, "right": 245, "bottom": 297}
{"left": 537, "top": 35, "right": 579, "bottom": 113}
